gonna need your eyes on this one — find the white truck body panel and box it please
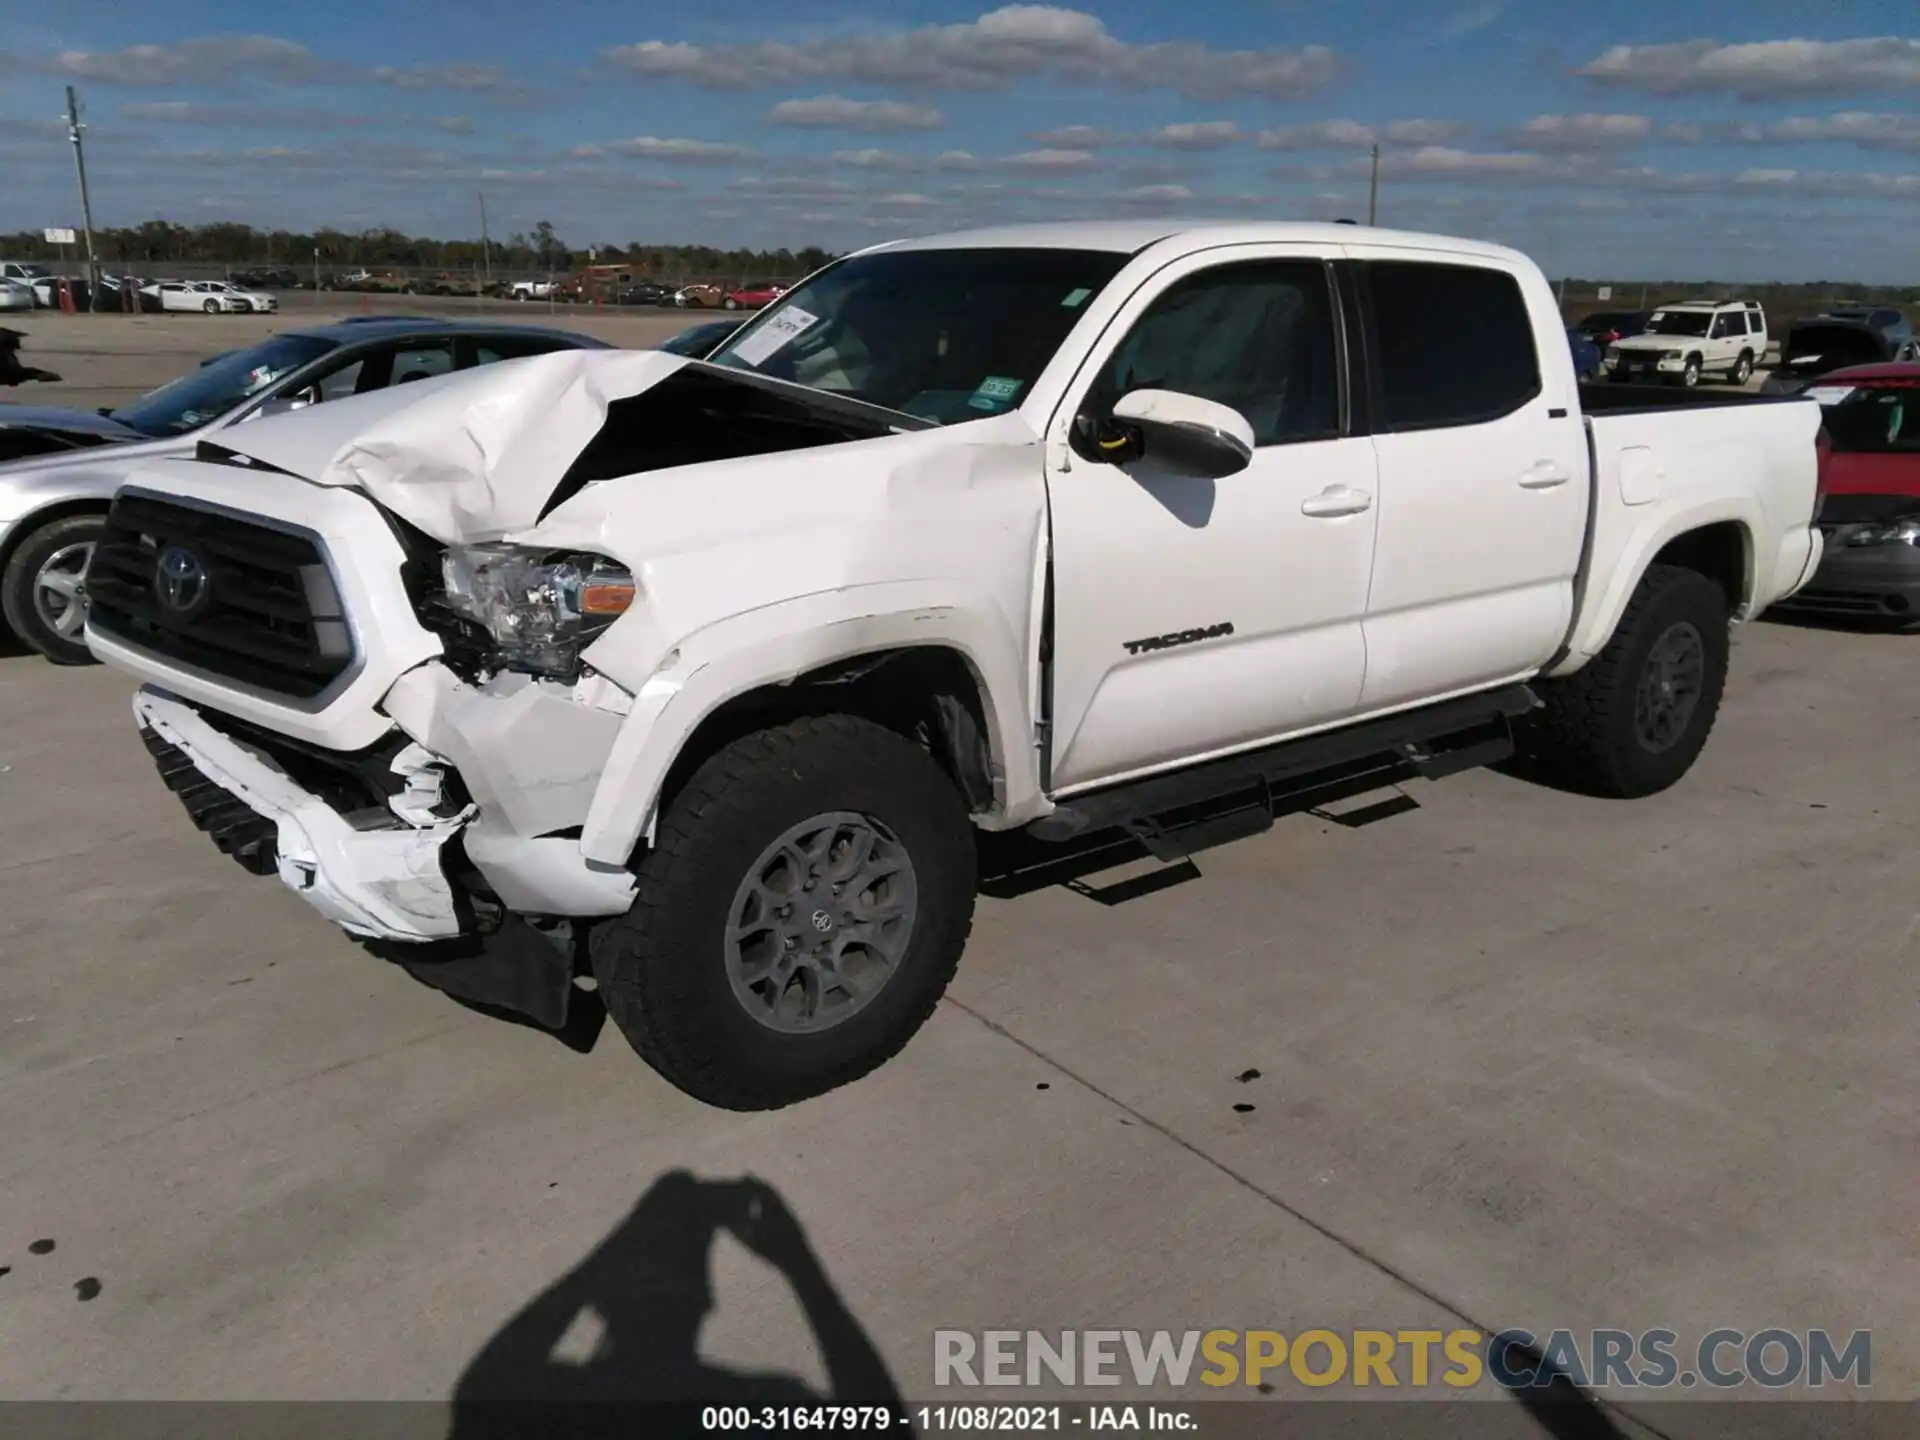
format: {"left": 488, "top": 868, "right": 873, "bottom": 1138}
{"left": 88, "top": 223, "right": 1824, "bottom": 942}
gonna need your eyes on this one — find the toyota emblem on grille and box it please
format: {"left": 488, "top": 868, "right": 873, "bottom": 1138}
{"left": 154, "top": 544, "right": 210, "bottom": 615}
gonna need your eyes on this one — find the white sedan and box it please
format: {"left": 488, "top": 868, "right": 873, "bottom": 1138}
{"left": 142, "top": 280, "right": 273, "bottom": 314}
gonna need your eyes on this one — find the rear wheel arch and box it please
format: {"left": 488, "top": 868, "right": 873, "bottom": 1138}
{"left": 1651, "top": 520, "right": 1752, "bottom": 617}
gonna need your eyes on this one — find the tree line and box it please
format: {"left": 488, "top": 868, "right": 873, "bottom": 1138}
{"left": 0, "top": 218, "right": 835, "bottom": 278}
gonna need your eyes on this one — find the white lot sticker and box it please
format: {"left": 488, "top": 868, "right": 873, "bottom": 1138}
{"left": 1804, "top": 386, "right": 1856, "bottom": 406}
{"left": 729, "top": 305, "right": 819, "bottom": 367}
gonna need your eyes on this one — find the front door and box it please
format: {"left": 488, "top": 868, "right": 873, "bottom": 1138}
{"left": 1044, "top": 246, "right": 1379, "bottom": 793}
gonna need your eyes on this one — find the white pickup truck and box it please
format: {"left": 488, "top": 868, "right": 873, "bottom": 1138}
{"left": 86, "top": 222, "right": 1826, "bottom": 1110}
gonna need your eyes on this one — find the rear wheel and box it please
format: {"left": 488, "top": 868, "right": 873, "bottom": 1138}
{"left": 722, "top": 296, "right": 740, "bottom": 310}
{"left": 203, "top": 299, "right": 220, "bottom": 314}
{"left": 1730, "top": 351, "right": 1754, "bottom": 385}
{"left": 592, "top": 714, "right": 976, "bottom": 1110}
{"left": 1, "top": 512, "right": 103, "bottom": 666}
{"left": 1517, "top": 563, "right": 1729, "bottom": 798}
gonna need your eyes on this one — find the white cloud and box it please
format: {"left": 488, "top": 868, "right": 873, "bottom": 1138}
{"left": 604, "top": 6, "right": 1340, "bottom": 100}
{"left": 768, "top": 95, "right": 946, "bottom": 132}
{"left": 834, "top": 148, "right": 921, "bottom": 171}
{"left": 1509, "top": 113, "right": 1655, "bottom": 151}
{"left": 1578, "top": 37, "right": 1920, "bottom": 100}
{"left": 936, "top": 149, "right": 983, "bottom": 170}
{"left": 1721, "top": 111, "right": 1920, "bottom": 152}
{"left": 371, "top": 61, "right": 519, "bottom": 91}
{"left": 602, "top": 135, "right": 758, "bottom": 162}
{"left": 1149, "top": 120, "right": 1242, "bottom": 150}
{"left": 1257, "top": 118, "right": 1471, "bottom": 150}
{"left": 433, "top": 116, "right": 477, "bottom": 135}
{"left": 1122, "top": 183, "right": 1193, "bottom": 200}
{"left": 1375, "top": 146, "right": 1548, "bottom": 177}
{"left": 1000, "top": 147, "right": 1099, "bottom": 171}
{"left": 48, "top": 35, "right": 326, "bottom": 85}
{"left": 1027, "top": 124, "right": 1123, "bottom": 148}
{"left": 874, "top": 192, "right": 941, "bottom": 207}
{"left": 1439, "top": 3, "right": 1504, "bottom": 40}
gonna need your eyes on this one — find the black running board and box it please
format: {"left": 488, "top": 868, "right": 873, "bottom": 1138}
{"left": 1030, "top": 685, "right": 1534, "bottom": 862}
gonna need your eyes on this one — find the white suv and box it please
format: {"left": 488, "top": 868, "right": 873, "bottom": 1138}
{"left": 1607, "top": 299, "right": 1767, "bottom": 388}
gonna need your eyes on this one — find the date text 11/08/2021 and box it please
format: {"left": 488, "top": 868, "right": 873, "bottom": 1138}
{"left": 700, "top": 1407, "right": 1194, "bottom": 1432}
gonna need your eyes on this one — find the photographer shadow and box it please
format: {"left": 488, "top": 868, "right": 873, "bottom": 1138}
{"left": 448, "top": 1170, "right": 903, "bottom": 1438}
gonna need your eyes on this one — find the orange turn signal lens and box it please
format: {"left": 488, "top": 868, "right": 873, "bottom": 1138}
{"left": 580, "top": 582, "right": 637, "bottom": 615}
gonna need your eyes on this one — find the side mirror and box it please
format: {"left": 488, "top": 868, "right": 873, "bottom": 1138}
{"left": 1106, "top": 388, "right": 1255, "bottom": 479}
{"left": 245, "top": 395, "right": 311, "bottom": 422}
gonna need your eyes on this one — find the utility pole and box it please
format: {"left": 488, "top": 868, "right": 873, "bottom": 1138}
{"left": 1367, "top": 143, "right": 1380, "bottom": 226}
{"left": 478, "top": 192, "right": 492, "bottom": 287}
{"left": 64, "top": 85, "right": 101, "bottom": 312}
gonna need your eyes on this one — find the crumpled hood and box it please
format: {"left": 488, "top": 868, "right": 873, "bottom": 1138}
{"left": 209, "top": 349, "right": 696, "bottom": 540}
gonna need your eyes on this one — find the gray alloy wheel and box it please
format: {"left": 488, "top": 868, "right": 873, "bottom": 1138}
{"left": 1731, "top": 352, "right": 1753, "bottom": 385}
{"left": 724, "top": 810, "right": 919, "bottom": 1035}
{"left": 33, "top": 541, "right": 93, "bottom": 644}
{"left": 1681, "top": 356, "right": 1701, "bottom": 387}
{"left": 1633, "top": 621, "right": 1706, "bottom": 754}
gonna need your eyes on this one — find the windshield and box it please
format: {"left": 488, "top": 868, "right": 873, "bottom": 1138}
{"left": 110, "top": 333, "right": 337, "bottom": 437}
{"left": 1820, "top": 387, "right": 1920, "bottom": 455}
{"left": 14, "top": 264, "right": 50, "bottom": 279}
{"left": 1644, "top": 311, "right": 1712, "bottom": 337}
{"left": 706, "top": 247, "right": 1130, "bottom": 425}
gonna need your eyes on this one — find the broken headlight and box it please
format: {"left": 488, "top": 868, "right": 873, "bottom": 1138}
{"left": 438, "top": 544, "right": 636, "bottom": 679}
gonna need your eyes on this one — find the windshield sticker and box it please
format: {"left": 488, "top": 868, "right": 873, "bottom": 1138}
{"left": 968, "top": 375, "right": 1025, "bottom": 411}
{"left": 729, "top": 305, "right": 820, "bottom": 367}
{"left": 1804, "top": 386, "right": 1856, "bottom": 406}
{"left": 1062, "top": 288, "right": 1092, "bottom": 308}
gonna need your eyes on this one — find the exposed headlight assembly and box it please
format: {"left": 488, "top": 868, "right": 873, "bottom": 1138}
{"left": 438, "top": 544, "right": 637, "bottom": 679}
{"left": 1842, "top": 517, "right": 1920, "bottom": 548}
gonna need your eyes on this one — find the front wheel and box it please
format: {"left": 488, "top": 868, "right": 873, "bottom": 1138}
{"left": 592, "top": 714, "right": 977, "bottom": 1111}
{"left": 1517, "top": 563, "right": 1730, "bottom": 798}
{"left": 0, "top": 512, "right": 103, "bottom": 665}
{"left": 1679, "top": 357, "right": 1701, "bottom": 388}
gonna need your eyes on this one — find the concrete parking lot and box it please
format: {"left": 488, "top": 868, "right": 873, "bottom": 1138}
{"left": 0, "top": 311, "right": 1912, "bottom": 1434}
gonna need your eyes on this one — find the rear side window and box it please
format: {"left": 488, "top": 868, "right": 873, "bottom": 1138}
{"left": 1363, "top": 261, "right": 1541, "bottom": 431}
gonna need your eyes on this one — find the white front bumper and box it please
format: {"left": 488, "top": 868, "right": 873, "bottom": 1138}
{"left": 136, "top": 688, "right": 468, "bottom": 941}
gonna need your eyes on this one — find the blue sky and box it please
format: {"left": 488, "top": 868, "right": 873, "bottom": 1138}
{"left": 1, "top": 1, "right": 1917, "bottom": 279}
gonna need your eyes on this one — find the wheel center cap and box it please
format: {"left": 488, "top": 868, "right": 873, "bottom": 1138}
{"left": 810, "top": 908, "right": 836, "bottom": 934}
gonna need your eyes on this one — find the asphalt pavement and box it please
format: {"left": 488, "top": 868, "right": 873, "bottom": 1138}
{"left": 0, "top": 611, "right": 1914, "bottom": 1429}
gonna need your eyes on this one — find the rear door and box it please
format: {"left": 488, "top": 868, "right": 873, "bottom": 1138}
{"left": 1350, "top": 251, "right": 1589, "bottom": 710}
{"left": 1044, "top": 244, "right": 1379, "bottom": 791}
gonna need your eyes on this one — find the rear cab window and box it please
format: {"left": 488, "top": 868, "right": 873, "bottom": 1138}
{"left": 1360, "top": 260, "right": 1542, "bottom": 431}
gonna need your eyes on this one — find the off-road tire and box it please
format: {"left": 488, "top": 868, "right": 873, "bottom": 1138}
{"left": 592, "top": 715, "right": 977, "bottom": 1111}
{"left": 1518, "top": 563, "right": 1730, "bottom": 798}
{"left": 1, "top": 512, "right": 103, "bottom": 665}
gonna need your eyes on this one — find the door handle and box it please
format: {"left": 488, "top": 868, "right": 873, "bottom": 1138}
{"left": 1300, "top": 486, "right": 1374, "bottom": 518}
{"left": 1518, "top": 462, "right": 1572, "bottom": 490}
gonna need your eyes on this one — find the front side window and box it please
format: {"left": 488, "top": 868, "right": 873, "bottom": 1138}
{"left": 1364, "top": 261, "right": 1541, "bottom": 431}
{"left": 1080, "top": 259, "right": 1340, "bottom": 448}
{"left": 1710, "top": 314, "right": 1737, "bottom": 339}
{"left": 707, "top": 247, "right": 1129, "bottom": 425}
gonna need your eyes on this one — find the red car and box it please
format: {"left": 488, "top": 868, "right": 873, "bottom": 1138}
{"left": 1771, "top": 362, "right": 1920, "bottom": 625}
{"left": 721, "top": 280, "right": 787, "bottom": 311}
